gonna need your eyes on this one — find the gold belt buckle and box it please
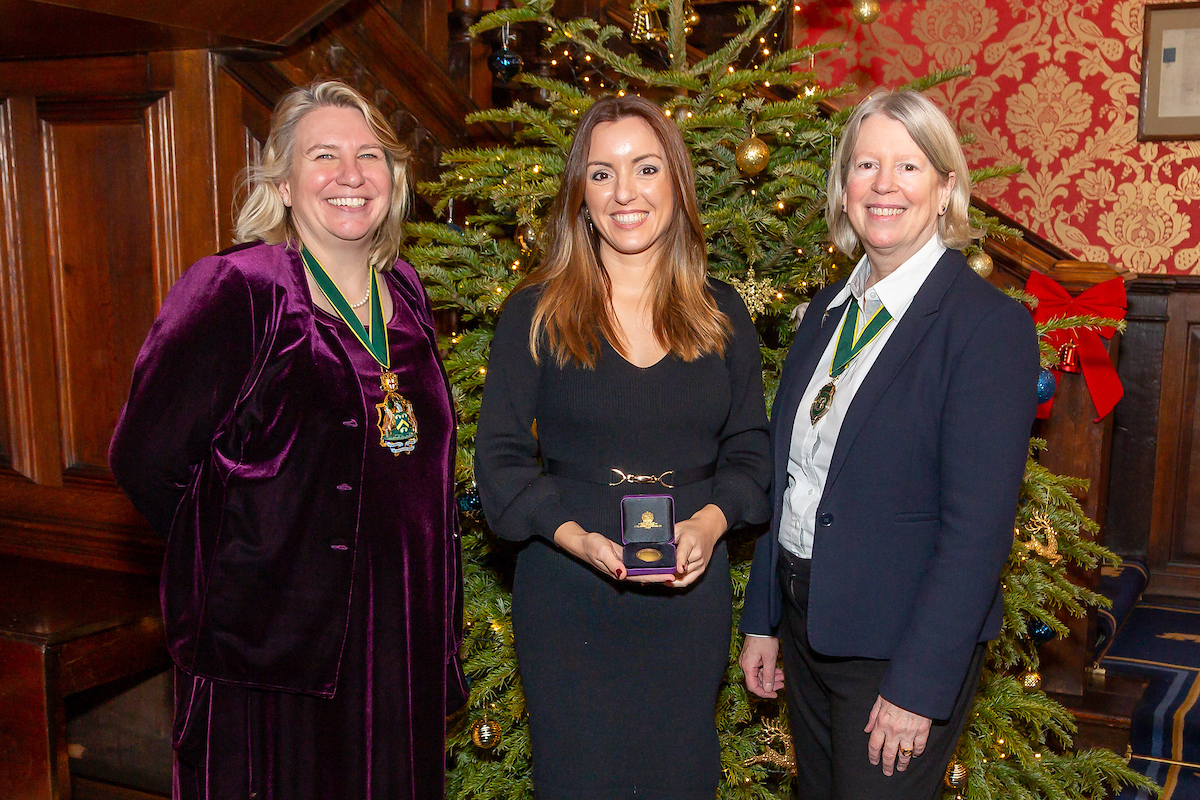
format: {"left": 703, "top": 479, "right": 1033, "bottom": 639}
{"left": 609, "top": 469, "right": 675, "bottom": 488}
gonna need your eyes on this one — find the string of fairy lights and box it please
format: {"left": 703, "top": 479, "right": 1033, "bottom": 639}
{"left": 485, "top": 0, "right": 877, "bottom": 93}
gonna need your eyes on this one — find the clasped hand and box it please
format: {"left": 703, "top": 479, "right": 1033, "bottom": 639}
{"left": 552, "top": 504, "right": 727, "bottom": 587}
{"left": 866, "top": 695, "right": 931, "bottom": 776}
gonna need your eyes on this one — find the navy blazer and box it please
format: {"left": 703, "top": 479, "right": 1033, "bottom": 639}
{"left": 741, "top": 249, "right": 1039, "bottom": 720}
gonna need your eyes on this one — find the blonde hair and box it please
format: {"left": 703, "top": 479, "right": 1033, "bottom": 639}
{"left": 826, "top": 89, "right": 980, "bottom": 256}
{"left": 521, "top": 94, "right": 730, "bottom": 368}
{"left": 233, "top": 80, "right": 411, "bottom": 269}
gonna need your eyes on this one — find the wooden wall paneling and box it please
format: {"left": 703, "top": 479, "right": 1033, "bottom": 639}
{"left": 39, "top": 98, "right": 160, "bottom": 479}
{"left": 145, "top": 94, "right": 182, "bottom": 308}
{"left": 0, "top": 296, "right": 8, "bottom": 470}
{"left": 1149, "top": 291, "right": 1200, "bottom": 596}
{"left": 0, "top": 51, "right": 228, "bottom": 572}
{"left": 17, "top": 0, "right": 352, "bottom": 48}
{"left": 467, "top": 35, "right": 493, "bottom": 112}
{"left": 1105, "top": 281, "right": 1172, "bottom": 559}
{"left": 0, "top": 106, "right": 14, "bottom": 472}
{"left": 0, "top": 476, "right": 159, "bottom": 572}
{"left": 213, "top": 67, "right": 268, "bottom": 249}
{"left": 0, "top": 56, "right": 156, "bottom": 101}
{"left": 378, "top": 0, "right": 449, "bottom": 70}
{"left": 0, "top": 0, "right": 263, "bottom": 63}
{"left": 217, "top": 56, "right": 297, "bottom": 119}
{"left": 0, "top": 96, "right": 64, "bottom": 487}
{"left": 160, "top": 51, "right": 223, "bottom": 273}
{"left": 0, "top": 636, "right": 59, "bottom": 800}
{"left": 1177, "top": 325, "right": 1200, "bottom": 563}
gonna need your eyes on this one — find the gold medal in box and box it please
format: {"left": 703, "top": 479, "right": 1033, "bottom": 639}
{"left": 620, "top": 495, "right": 676, "bottom": 576}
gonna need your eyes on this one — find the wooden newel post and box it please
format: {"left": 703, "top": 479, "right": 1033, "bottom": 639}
{"left": 983, "top": 241, "right": 1132, "bottom": 697}
{"left": 1033, "top": 263, "right": 1126, "bottom": 696}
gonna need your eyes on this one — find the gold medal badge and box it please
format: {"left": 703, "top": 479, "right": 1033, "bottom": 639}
{"left": 810, "top": 381, "right": 836, "bottom": 425}
{"left": 301, "top": 247, "right": 419, "bottom": 457}
{"left": 377, "top": 371, "right": 418, "bottom": 455}
{"left": 810, "top": 297, "right": 893, "bottom": 427}
{"left": 636, "top": 547, "right": 662, "bottom": 562}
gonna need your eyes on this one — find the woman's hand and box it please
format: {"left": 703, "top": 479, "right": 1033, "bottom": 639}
{"left": 553, "top": 521, "right": 630, "bottom": 580}
{"left": 669, "top": 504, "right": 728, "bottom": 587}
{"left": 865, "top": 694, "right": 931, "bottom": 776}
{"left": 739, "top": 635, "right": 784, "bottom": 698}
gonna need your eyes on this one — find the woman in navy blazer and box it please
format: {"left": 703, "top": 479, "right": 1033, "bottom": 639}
{"left": 739, "top": 90, "right": 1039, "bottom": 799}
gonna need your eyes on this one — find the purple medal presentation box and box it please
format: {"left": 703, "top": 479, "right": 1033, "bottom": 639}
{"left": 621, "top": 495, "right": 676, "bottom": 576}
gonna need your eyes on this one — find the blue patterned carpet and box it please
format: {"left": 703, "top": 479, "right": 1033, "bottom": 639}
{"left": 1102, "top": 602, "right": 1200, "bottom": 799}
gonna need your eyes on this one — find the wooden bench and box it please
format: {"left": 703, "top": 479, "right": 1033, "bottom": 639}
{"left": 0, "top": 556, "right": 168, "bottom": 800}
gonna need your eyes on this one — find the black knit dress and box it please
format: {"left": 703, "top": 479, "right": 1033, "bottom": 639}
{"left": 475, "top": 282, "right": 771, "bottom": 800}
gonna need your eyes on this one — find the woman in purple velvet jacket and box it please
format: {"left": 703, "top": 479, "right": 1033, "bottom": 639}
{"left": 109, "top": 80, "right": 466, "bottom": 800}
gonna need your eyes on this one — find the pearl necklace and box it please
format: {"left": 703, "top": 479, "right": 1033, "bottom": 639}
{"left": 350, "top": 282, "right": 371, "bottom": 309}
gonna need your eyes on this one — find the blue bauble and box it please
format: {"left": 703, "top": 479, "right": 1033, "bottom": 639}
{"left": 1036, "top": 369, "right": 1057, "bottom": 404}
{"left": 1028, "top": 619, "right": 1055, "bottom": 643}
{"left": 488, "top": 48, "right": 524, "bottom": 83}
{"left": 458, "top": 489, "right": 483, "bottom": 515}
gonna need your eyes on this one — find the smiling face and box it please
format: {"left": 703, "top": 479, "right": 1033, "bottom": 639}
{"left": 583, "top": 116, "right": 676, "bottom": 268}
{"left": 842, "top": 114, "right": 954, "bottom": 275}
{"left": 278, "top": 105, "right": 392, "bottom": 261}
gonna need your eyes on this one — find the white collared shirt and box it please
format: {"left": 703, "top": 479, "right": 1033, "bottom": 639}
{"left": 778, "top": 235, "right": 947, "bottom": 559}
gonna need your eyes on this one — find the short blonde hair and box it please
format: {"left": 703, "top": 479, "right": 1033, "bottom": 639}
{"left": 233, "top": 80, "right": 411, "bottom": 269}
{"left": 826, "top": 90, "right": 980, "bottom": 256}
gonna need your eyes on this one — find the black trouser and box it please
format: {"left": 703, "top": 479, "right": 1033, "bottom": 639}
{"left": 776, "top": 549, "right": 985, "bottom": 800}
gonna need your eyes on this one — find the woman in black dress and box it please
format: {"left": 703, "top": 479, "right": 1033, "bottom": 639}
{"left": 475, "top": 94, "right": 771, "bottom": 799}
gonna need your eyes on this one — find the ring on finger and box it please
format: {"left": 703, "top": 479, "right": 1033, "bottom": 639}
{"left": 899, "top": 747, "right": 913, "bottom": 758}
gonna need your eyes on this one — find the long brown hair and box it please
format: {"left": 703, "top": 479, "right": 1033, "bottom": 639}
{"left": 522, "top": 94, "right": 730, "bottom": 367}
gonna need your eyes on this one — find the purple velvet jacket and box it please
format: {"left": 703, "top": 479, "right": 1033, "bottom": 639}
{"left": 110, "top": 241, "right": 465, "bottom": 707}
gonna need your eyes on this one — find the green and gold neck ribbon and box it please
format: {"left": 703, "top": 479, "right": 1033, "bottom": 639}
{"left": 830, "top": 297, "right": 892, "bottom": 378}
{"left": 301, "top": 246, "right": 389, "bottom": 370}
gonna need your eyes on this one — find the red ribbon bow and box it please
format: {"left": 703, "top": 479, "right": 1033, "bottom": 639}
{"left": 1025, "top": 271, "right": 1126, "bottom": 421}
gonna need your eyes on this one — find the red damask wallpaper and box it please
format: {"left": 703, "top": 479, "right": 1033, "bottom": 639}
{"left": 794, "top": 0, "right": 1200, "bottom": 274}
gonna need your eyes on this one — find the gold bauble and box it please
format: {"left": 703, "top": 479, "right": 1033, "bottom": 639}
{"left": 736, "top": 135, "right": 770, "bottom": 176}
{"left": 944, "top": 758, "right": 968, "bottom": 789}
{"left": 967, "top": 250, "right": 994, "bottom": 279}
{"left": 683, "top": 0, "right": 700, "bottom": 34}
{"left": 851, "top": 0, "right": 881, "bottom": 24}
{"left": 1021, "top": 670, "right": 1042, "bottom": 691}
{"left": 470, "top": 717, "right": 502, "bottom": 749}
{"left": 515, "top": 223, "right": 538, "bottom": 252}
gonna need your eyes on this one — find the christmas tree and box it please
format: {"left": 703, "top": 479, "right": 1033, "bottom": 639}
{"left": 400, "top": 0, "right": 1159, "bottom": 796}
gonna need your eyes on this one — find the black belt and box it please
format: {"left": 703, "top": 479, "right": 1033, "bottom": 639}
{"left": 544, "top": 459, "right": 717, "bottom": 489}
{"left": 777, "top": 546, "right": 812, "bottom": 576}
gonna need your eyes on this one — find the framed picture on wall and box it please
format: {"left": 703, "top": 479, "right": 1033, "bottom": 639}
{"left": 1140, "top": 2, "right": 1200, "bottom": 140}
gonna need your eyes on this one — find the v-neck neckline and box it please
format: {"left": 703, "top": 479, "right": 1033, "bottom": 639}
{"left": 605, "top": 338, "right": 669, "bottom": 371}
